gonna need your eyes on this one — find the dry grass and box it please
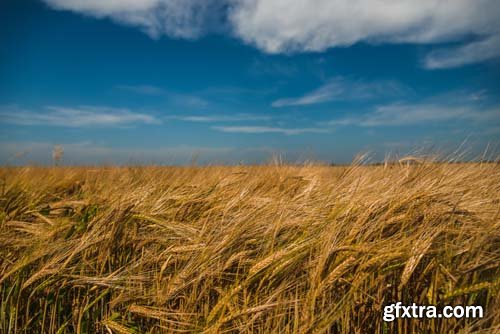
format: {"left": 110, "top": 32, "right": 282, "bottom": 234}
{"left": 0, "top": 159, "right": 499, "bottom": 333}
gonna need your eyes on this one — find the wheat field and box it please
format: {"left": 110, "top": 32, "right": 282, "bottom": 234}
{"left": 0, "top": 159, "right": 499, "bottom": 333}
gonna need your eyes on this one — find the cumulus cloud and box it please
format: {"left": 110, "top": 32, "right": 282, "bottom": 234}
{"left": 41, "top": 0, "right": 500, "bottom": 68}
{"left": 230, "top": 1, "right": 499, "bottom": 52}
{"left": 0, "top": 105, "right": 160, "bottom": 127}
{"left": 272, "top": 77, "right": 410, "bottom": 107}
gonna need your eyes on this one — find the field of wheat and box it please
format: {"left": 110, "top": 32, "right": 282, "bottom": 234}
{"left": 0, "top": 159, "right": 499, "bottom": 333}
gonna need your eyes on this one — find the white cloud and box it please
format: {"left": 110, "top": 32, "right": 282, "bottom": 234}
{"left": 329, "top": 103, "right": 500, "bottom": 127}
{"left": 231, "top": 0, "right": 500, "bottom": 53}
{"left": 272, "top": 77, "right": 410, "bottom": 107}
{"left": 116, "top": 85, "right": 210, "bottom": 108}
{"left": 0, "top": 105, "right": 160, "bottom": 127}
{"left": 42, "top": 0, "right": 225, "bottom": 39}
{"left": 424, "top": 34, "right": 500, "bottom": 69}
{"left": 116, "top": 84, "right": 167, "bottom": 95}
{"left": 167, "top": 114, "right": 270, "bottom": 122}
{"left": 41, "top": 0, "right": 500, "bottom": 68}
{"left": 212, "top": 125, "right": 328, "bottom": 135}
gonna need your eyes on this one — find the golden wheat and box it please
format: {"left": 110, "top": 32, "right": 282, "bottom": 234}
{"left": 0, "top": 160, "right": 499, "bottom": 333}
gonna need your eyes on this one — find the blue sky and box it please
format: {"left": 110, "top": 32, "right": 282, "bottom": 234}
{"left": 1, "top": 0, "right": 499, "bottom": 164}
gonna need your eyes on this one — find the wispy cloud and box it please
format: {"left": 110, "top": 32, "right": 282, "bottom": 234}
{"left": 212, "top": 125, "right": 328, "bottom": 135}
{"left": 272, "top": 77, "right": 410, "bottom": 107}
{"left": 116, "top": 84, "right": 209, "bottom": 108}
{"left": 116, "top": 84, "right": 167, "bottom": 96}
{"left": 166, "top": 114, "right": 271, "bottom": 122}
{"left": 43, "top": 0, "right": 226, "bottom": 39}
{"left": 328, "top": 103, "right": 500, "bottom": 127}
{"left": 424, "top": 35, "right": 500, "bottom": 69}
{"left": 0, "top": 105, "right": 160, "bottom": 127}
{"left": 249, "top": 58, "right": 298, "bottom": 77}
